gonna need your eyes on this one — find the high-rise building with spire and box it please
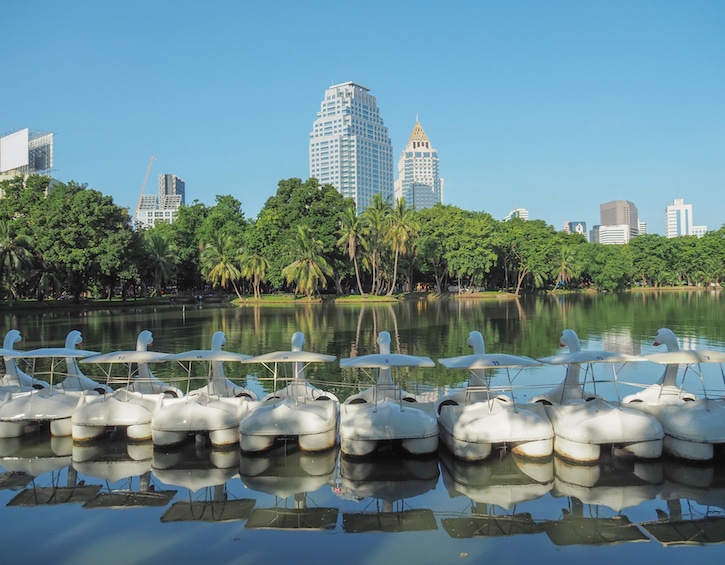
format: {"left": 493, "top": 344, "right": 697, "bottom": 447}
{"left": 309, "top": 82, "right": 394, "bottom": 213}
{"left": 394, "top": 119, "right": 443, "bottom": 210}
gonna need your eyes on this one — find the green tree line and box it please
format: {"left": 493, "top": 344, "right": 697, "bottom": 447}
{"left": 1, "top": 175, "right": 723, "bottom": 304}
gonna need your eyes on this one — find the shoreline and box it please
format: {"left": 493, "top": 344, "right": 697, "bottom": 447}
{"left": 1, "top": 285, "right": 718, "bottom": 312}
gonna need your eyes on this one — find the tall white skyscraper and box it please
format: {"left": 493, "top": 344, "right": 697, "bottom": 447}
{"left": 394, "top": 119, "right": 443, "bottom": 209}
{"left": 309, "top": 82, "right": 394, "bottom": 213}
{"left": 666, "top": 198, "right": 707, "bottom": 238}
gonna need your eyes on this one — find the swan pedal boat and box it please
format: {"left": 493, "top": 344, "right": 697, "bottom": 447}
{"left": 238, "top": 332, "right": 338, "bottom": 453}
{"left": 72, "top": 331, "right": 183, "bottom": 443}
{"left": 623, "top": 328, "right": 725, "bottom": 461}
{"left": 0, "top": 330, "right": 109, "bottom": 438}
{"left": 533, "top": 329, "right": 664, "bottom": 463}
{"left": 436, "top": 331, "right": 553, "bottom": 462}
{"left": 151, "top": 331, "right": 257, "bottom": 449}
{"left": 339, "top": 331, "right": 438, "bottom": 457}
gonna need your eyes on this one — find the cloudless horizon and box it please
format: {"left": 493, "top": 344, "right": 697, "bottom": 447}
{"left": 4, "top": 1, "right": 724, "bottom": 235}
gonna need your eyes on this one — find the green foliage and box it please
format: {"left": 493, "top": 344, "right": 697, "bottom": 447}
{"left": 281, "top": 224, "right": 332, "bottom": 300}
{"left": 2, "top": 174, "right": 725, "bottom": 302}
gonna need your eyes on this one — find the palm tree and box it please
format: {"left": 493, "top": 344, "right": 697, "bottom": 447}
{"left": 337, "top": 203, "right": 367, "bottom": 297}
{"left": 281, "top": 225, "right": 332, "bottom": 300}
{"left": 553, "top": 245, "right": 581, "bottom": 290}
{"left": 144, "top": 232, "right": 177, "bottom": 297}
{"left": 0, "top": 220, "right": 34, "bottom": 307}
{"left": 385, "top": 197, "right": 417, "bottom": 296}
{"left": 361, "top": 193, "right": 392, "bottom": 295}
{"left": 200, "top": 233, "right": 244, "bottom": 299}
{"left": 240, "top": 250, "right": 270, "bottom": 299}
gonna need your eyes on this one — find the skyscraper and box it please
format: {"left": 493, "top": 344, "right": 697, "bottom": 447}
{"left": 665, "top": 198, "right": 707, "bottom": 238}
{"left": 600, "top": 200, "right": 639, "bottom": 241}
{"left": 134, "top": 174, "right": 185, "bottom": 228}
{"left": 309, "top": 82, "right": 394, "bottom": 213}
{"left": 0, "top": 128, "right": 54, "bottom": 182}
{"left": 159, "top": 174, "right": 185, "bottom": 207}
{"left": 394, "top": 119, "right": 443, "bottom": 209}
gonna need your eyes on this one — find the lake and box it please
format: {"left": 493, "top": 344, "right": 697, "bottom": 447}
{"left": 1, "top": 291, "right": 724, "bottom": 564}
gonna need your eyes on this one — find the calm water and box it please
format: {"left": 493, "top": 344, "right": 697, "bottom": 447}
{"left": 1, "top": 292, "right": 724, "bottom": 564}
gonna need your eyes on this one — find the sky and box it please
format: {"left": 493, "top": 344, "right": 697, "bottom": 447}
{"left": 3, "top": 0, "right": 724, "bottom": 235}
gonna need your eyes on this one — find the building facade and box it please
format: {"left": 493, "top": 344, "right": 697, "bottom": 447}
{"left": 393, "top": 119, "right": 443, "bottom": 209}
{"left": 134, "top": 174, "right": 185, "bottom": 228}
{"left": 564, "top": 221, "right": 587, "bottom": 239}
{"left": 504, "top": 208, "right": 529, "bottom": 221}
{"left": 0, "top": 129, "right": 54, "bottom": 197}
{"left": 600, "top": 200, "right": 639, "bottom": 240}
{"left": 309, "top": 82, "right": 394, "bottom": 213}
{"left": 598, "top": 224, "right": 632, "bottom": 245}
{"left": 666, "top": 198, "right": 707, "bottom": 238}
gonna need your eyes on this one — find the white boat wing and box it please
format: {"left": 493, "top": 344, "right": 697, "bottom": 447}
{"left": 439, "top": 353, "right": 541, "bottom": 369}
{"left": 243, "top": 351, "right": 336, "bottom": 364}
{"left": 538, "top": 350, "right": 648, "bottom": 365}
{"left": 80, "top": 351, "right": 169, "bottom": 364}
{"left": 161, "top": 350, "right": 252, "bottom": 362}
{"left": 14, "top": 347, "right": 101, "bottom": 359}
{"left": 340, "top": 353, "right": 435, "bottom": 368}
{"left": 646, "top": 349, "right": 725, "bottom": 364}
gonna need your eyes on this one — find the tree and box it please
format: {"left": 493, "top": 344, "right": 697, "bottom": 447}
{"left": 445, "top": 210, "right": 498, "bottom": 291}
{"left": 415, "top": 204, "right": 459, "bottom": 292}
{"left": 337, "top": 202, "right": 367, "bottom": 297}
{"left": 167, "top": 200, "right": 208, "bottom": 292}
{"left": 0, "top": 220, "right": 34, "bottom": 306}
{"left": 240, "top": 250, "right": 270, "bottom": 299}
{"left": 498, "top": 218, "right": 559, "bottom": 295}
{"left": 251, "top": 178, "right": 349, "bottom": 291}
{"left": 552, "top": 236, "right": 585, "bottom": 290}
{"left": 361, "top": 193, "right": 392, "bottom": 295}
{"left": 629, "top": 234, "right": 672, "bottom": 287}
{"left": 200, "top": 232, "right": 244, "bottom": 299}
{"left": 31, "top": 181, "right": 131, "bottom": 303}
{"left": 580, "top": 243, "right": 633, "bottom": 292}
{"left": 281, "top": 224, "right": 332, "bottom": 300}
{"left": 143, "top": 231, "right": 178, "bottom": 297}
{"left": 385, "top": 198, "right": 417, "bottom": 295}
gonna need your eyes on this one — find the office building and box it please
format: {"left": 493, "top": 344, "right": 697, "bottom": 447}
{"left": 600, "top": 200, "right": 639, "bottom": 241}
{"left": 0, "top": 128, "right": 54, "bottom": 196}
{"left": 134, "top": 174, "right": 185, "bottom": 228}
{"left": 394, "top": 119, "right": 443, "bottom": 209}
{"left": 564, "top": 221, "right": 587, "bottom": 239}
{"left": 309, "top": 82, "right": 394, "bottom": 213}
{"left": 598, "top": 224, "right": 631, "bottom": 245}
{"left": 665, "top": 198, "right": 707, "bottom": 238}
{"left": 504, "top": 208, "right": 529, "bottom": 221}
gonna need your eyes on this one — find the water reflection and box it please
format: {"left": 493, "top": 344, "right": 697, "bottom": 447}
{"left": 240, "top": 446, "right": 338, "bottom": 530}
{"left": 1, "top": 435, "right": 101, "bottom": 505}
{"left": 2, "top": 294, "right": 725, "bottom": 560}
{"left": 338, "top": 453, "right": 439, "bottom": 533}
{"left": 0, "top": 431, "right": 724, "bottom": 550}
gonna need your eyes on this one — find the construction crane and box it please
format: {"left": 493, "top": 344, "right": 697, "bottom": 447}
{"left": 132, "top": 156, "right": 156, "bottom": 227}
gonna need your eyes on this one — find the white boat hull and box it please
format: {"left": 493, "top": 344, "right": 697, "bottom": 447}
{"left": 239, "top": 396, "right": 338, "bottom": 453}
{"left": 632, "top": 399, "right": 725, "bottom": 461}
{"left": 437, "top": 397, "right": 553, "bottom": 461}
{"left": 152, "top": 394, "right": 249, "bottom": 448}
{"left": 339, "top": 398, "right": 438, "bottom": 457}
{"left": 0, "top": 389, "right": 89, "bottom": 438}
{"left": 71, "top": 390, "right": 163, "bottom": 442}
{"left": 544, "top": 398, "right": 664, "bottom": 462}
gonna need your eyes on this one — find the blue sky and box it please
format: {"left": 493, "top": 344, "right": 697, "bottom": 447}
{"left": 3, "top": 1, "right": 723, "bottom": 234}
